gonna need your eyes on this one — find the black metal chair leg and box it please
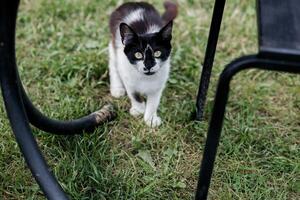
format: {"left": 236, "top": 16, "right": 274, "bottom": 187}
{"left": 0, "top": 1, "right": 69, "bottom": 199}
{"left": 195, "top": 0, "right": 226, "bottom": 121}
{"left": 195, "top": 54, "right": 300, "bottom": 200}
{"left": 0, "top": 61, "right": 70, "bottom": 200}
{"left": 0, "top": 0, "right": 118, "bottom": 198}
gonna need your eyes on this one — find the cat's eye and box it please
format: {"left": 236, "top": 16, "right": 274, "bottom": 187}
{"left": 134, "top": 52, "right": 143, "bottom": 59}
{"left": 154, "top": 51, "right": 162, "bottom": 58}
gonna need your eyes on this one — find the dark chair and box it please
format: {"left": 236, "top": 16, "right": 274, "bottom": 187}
{"left": 0, "top": 1, "right": 115, "bottom": 199}
{"left": 195, "top": 0, "right": 300, "bottom": 199}
{"left": 195, "top": 0, "right": 226, "bottom": 120}
{"left": 1, "top": 0, "right": 300, "bottom": 199}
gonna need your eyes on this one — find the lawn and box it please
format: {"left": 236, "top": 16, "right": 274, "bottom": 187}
{"left": 0, "top": 0, "right": 299, "bottom": 199}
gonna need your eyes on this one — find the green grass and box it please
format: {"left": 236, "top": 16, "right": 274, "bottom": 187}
{"left": 1, "top": 0, "right": 299, "bottom": 199}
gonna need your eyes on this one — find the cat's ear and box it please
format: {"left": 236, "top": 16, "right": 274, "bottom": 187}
{"left": 120, "top": 23, "right": 137, "bottom": 45}
{"left": 159, "top": 20, "right": 173, "bottom": 41}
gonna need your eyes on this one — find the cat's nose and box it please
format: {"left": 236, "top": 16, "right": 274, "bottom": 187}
{"left": 144, "top": 47, "right": 155, "bottom": 69}
{"left": 144, "top": 63, "right": 155, "bottom": 70}
{"left": 144, "top": 64, "right": 156, "bottom": 72}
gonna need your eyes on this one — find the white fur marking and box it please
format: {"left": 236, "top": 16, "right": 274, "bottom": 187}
{"left": 109, "top": 42, "right": 126, "bottom": 98}
{"left": 145, "top": 44, "right": 152, "bottom": 51}
{"left": 147, "top": 24, "right": 161, "bottom": 33}
{"left": 124, "top": 9, "right": 144, "bottom": 24}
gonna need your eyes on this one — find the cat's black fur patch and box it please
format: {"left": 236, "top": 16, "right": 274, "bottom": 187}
{"left": 122, "top": 23, "right": 172, "bottom": 65}
{"left": 133, "top": 92, "right": 145, "bottom": 103}
{"left": 110, "top": 2, "right": 164, "bottom": 40}
{"left": 109, "top": 2, "right": 177, "bottom": 73}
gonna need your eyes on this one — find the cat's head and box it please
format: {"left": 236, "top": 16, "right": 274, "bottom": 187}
{"left": 119, "top": 21, "right": 173, "bottom": 76}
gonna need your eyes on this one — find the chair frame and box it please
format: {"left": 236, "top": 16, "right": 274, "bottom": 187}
{"left": 195, "top": 0, "right": 226, "bottom": 120}
{"left": 195, "top": 54, "right": 300, "bottom": 199}
{"left": 0, "top": 1, "right": 115, "bottom": 199}
{"left": 1, "top": 0, "right": 299, "bottom": 200}
{"left": 195, "top": 0, "right": 300, "bottom": 199}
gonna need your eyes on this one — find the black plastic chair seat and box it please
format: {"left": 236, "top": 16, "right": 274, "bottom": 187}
{"left": 258, "top": 0, "right": 300, "bottom": 59}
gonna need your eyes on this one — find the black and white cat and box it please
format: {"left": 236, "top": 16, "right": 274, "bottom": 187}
{"left": 109, "top": 1, "right": 178, "bottom": 127}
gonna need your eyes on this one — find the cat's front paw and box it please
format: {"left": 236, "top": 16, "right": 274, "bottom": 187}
{"left": 110, "top": 87, "right": 126, "bottom": 98}
{"left": 130, "top": 103, "right": 145, "bottom": 117}
{"left": 145, "top": 115, "right": 162, "bottom": 127}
